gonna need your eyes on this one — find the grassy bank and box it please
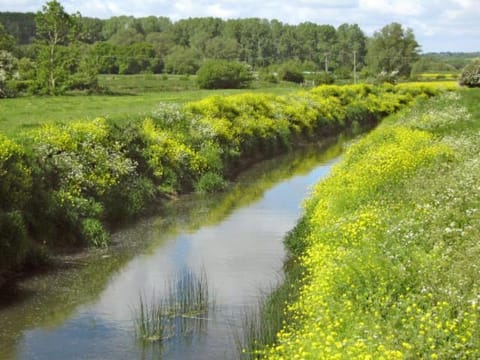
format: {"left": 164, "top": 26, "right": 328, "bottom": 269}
{"left": 254, "top": 88, "right": 480, "bottom": 359}
{"left": 0, "top": 83, "right": 455, "bottom": 284}
{"left": 0, "top": 77, "right": 298, "bottom": 137}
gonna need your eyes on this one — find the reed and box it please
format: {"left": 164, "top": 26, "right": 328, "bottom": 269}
{"left": 134, "top": 268, "right": 214, "bottom": 343}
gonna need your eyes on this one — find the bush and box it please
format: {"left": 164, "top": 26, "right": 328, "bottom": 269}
{"left": 0, "top": 135, "right": 32, "bottom": 273}
{"left": 196, "top": 60, "right": 252, "bottom": 89}
{"left": 459, "top": 58, "right": 480, "bottom": 88}
{"left": 194, "top": 172, "right": 227, "bottom": 193}
{"left": 375, "top": 70, "right": 399, "bottom": 84}
{"left": 313, "top": 72, "right": 335, "bottom": 85}
{"left": 278, "top": 63, "right": 304, "bottom": 84}
{"left": 258, "top": 68, "right": 278, "bottom": 83}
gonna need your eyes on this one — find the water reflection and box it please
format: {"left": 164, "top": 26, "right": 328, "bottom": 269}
{"left": 0, "top": 139, "right": 343, "bottom": 360}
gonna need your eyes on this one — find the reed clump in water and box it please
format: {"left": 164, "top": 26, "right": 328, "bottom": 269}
{"left": 134, "top": 268, "right": 214, "bottom": 343}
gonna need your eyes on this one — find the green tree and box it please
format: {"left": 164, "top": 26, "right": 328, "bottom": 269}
{"left": 164, "top": 46, "right": 200, "bottom": 74}
{"left": 204, "top": 37, "right": 239, "bottom": 60}
{"left": 366, "top": 22, "right": 420, "bottom": 77}
{"left": 118, "top": 42, "right": 161, "bottom": 74}
{"left": 334, "top": 24, "right": 367, "bottom": 76}
{"left": 77, "top": 17, "right": 105, "bottom": 44}
{"left": 108, "top": 27, "right": 144, "bottom": 46}
{"left": 92, "top": 42, "right": 119, "bottom": 74}
{"left": 35, "top": 0, "right": 78, "bottom": 94}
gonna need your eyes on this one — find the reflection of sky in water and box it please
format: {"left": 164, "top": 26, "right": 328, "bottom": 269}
{"left": 17, "top": 159, "right": 337, "bottom": 360}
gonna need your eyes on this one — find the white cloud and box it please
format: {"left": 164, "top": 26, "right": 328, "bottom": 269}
{"left": 359, "top": 0, "right": 425, "bottom": 16}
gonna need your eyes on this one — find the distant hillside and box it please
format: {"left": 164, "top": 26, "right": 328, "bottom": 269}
{"left": 0, "top": 12, "right": 36, "bottom": 44}
{"left": 422, "top": 52, "right": 480, "bottom": 70}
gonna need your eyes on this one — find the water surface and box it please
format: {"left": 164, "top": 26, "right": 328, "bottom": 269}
{"left": 0, "top": 140, "right": 343, "bottom": 360}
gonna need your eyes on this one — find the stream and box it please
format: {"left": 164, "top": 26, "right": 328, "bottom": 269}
{"left": 0, "top": 138, "right": 345, "bottom": 360}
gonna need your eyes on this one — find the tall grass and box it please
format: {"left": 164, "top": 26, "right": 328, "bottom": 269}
{"left": 134, "top": 268, "right": 214, "bottom": 343}
{"left": 236, "top": 230, "right": 306, "bottom": 358}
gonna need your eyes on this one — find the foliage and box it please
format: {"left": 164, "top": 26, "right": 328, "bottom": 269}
{"left": 411, "top": 56, "right": 457, "bottom": 76}
{"left": 0, "top": 134, "right": 32, "bottom": 274}
{"left": 312, "top": 71, "right": 335, "bottom": 85}
{"left": 32, "top": 0, "right": 99, "bottom": 95}
{"left": 277, "top": 61, "right": 304, "bottom": 84}
{"left": 26, "top": 118, "right": 137, "bottom": 245}
{"left": 0, "top": 23, "right": 16, "bottom": 52}
{"left": 164, "top": 46, "right": 200, "bottom": 75}
{"left": 0, "top": 83, "right": 452, "bottom": 276}
{"left": 366, "top": 22, "right": 420, "bottom": 77}
{"left": 196, "top": 60, "right": 252, "bottom": 89}
{"left": 34, "top": 0, "right": 78, "bottom": 94}
{"left": 459, "top": 58, "right": 480, "bottom": 88}
{"left": 375, "top": 70, "right": 399, "bottom": 84}
{"left": 0, "top": 50, "right": 18, "bottom": 97}
{"left": 258, "top": 90, "right": 480, "bottom": 359}
{"left": 194, "top": 172, "right": 227, "bottom": 193}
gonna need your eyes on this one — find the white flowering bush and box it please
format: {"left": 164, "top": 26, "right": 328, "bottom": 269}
{"left": 459, "top": 58, "right": 480, "bottom": 88}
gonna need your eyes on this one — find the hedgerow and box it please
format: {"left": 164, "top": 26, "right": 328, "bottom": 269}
{"left": 0, "top": 134, "right": 31, "bottom": 274}
{"left": 258, "top": 89, "right": 480, "bottom": 359}
{"left": 0, "top": 83, "right": 457, "bottom": 280}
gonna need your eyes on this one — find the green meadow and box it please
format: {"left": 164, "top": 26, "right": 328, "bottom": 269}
{"left": 0, "top": 75, "right": 299, "bottom": 137}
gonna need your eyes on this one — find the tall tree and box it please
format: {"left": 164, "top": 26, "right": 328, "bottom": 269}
{"left": 366, "top": 22, "right": 420, "bottom": 77}
{"left": 35, "top": 0, "right": 78, "bottom": 94}
{"left": 335, "top": 24, "right": 366, "bottom": 68}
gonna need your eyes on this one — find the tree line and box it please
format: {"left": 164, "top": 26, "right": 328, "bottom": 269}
{"left": 0, "top": 0, "right": 425, "bottom": 96}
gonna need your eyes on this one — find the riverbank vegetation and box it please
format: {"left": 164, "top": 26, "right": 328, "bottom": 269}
{"left": 0, "top": 82, "right": 455, "bottom": 284}
{"left": 252, "top": 88, "right": 480, "bottom": 358}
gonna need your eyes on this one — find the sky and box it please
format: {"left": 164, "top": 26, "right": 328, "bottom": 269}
{"left": 0, "top": 0, "right": 479, "bottom": 53}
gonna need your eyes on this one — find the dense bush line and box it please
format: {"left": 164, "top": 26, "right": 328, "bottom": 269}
{"left": 0, "top": 83, "right": 455, "bottom": 280}
{"left": 256, "top": 89, "right": 480, "bottom": 359}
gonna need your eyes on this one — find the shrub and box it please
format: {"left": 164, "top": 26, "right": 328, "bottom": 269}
{"left": 0, "top": 135, "right": 32, "bottom": 273}
{"left": 197, "top": 60, "right": 252, "bottom": 89}
{"left": 194, "top": 172, "right": 227, "bottom": 193}
{"left": 26, "top": 119, "right": 136, "bottom": 245}
{"left": 313, "top": 71, "right": 335, "bottom": 85}
{"left": 375, "top": 70, "right": 399, "bottom": 84}
{"left": 278, "top": 63, "right": 304, "bottom": 84}
{"left": 459, "top": 58, "right": 480, "bottom": 88}
{"left": 0, "top": 50, "right": 18, "bottom": 98}
{"left": 258, "top": 68, "right": 278, "bottom": 83}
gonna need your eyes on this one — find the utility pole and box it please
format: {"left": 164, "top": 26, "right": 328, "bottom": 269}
{"left": 353, "top": 50, "right": 357, "bottom": 84}
{"left": 325, "top": 52, "right": 329, "bottom": 73}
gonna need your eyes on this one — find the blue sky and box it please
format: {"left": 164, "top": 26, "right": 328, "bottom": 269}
{"left": 0, "top": 0, "right": 479, "bottom": 52}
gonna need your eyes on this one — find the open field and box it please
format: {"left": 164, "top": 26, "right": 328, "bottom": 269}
{"left": 0, "top": 76, "right": 299, "bottom": 137}
{"left": 416, "top": 72, "right": 459, "bottom": 81}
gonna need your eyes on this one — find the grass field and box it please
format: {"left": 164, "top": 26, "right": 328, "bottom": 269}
{"left": 0, "top": 75, "right": 299, "bottom": 137}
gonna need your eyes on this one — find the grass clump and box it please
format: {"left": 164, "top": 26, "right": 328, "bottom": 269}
{"left": 134, "top": 269, "right": 214, "bottom": 343}
{"left": 256, "top": 89, "right": 480, "bottom": 359}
